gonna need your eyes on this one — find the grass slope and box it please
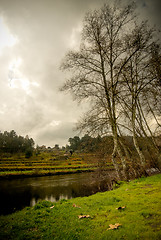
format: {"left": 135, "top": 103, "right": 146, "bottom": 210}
{"left": 0, "top": 174, "right": 161, "bottom": 239}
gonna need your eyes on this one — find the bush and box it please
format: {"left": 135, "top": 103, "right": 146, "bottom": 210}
{"left": 34, "top": 200, "right": 52, "bottom": 210}
{"left": 25, "top": 148, "right": 33, "bottom": 158}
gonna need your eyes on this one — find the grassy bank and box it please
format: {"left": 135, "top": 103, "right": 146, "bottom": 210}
{"left": 0, "top": 174, "right": 161, "bottom": 239}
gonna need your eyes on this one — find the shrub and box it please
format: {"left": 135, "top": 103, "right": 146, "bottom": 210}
{"left": 34, "top": 200, "right": 52, "bottom": 210}
{"left": 25, "top": 148, "right": 33, "bottom": 158}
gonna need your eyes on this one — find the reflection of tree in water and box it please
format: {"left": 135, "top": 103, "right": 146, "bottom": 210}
{"left": 0, "top": 186, "right": 33, "bottom": 215}
{"left": 70, "top": 179, "right": 111, "bottom": 198}
{"left": 0, "top": 173, "right": 113, "bottom": 215}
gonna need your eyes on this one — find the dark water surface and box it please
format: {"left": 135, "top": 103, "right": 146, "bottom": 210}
{"left": 0, "top": 172, "right": 110, "bottom": 215}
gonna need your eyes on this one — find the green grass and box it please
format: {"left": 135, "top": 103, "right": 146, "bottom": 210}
{"left": 0, "top": 174, "right": 161, "bottom": 239}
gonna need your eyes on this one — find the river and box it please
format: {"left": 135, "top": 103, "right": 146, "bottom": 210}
{"left": 0, "top": 172, "right": 112, "bottom": 215}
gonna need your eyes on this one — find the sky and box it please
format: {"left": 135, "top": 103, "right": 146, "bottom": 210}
{"left": 0, "top": 0, "right": 160, "bottom": 147}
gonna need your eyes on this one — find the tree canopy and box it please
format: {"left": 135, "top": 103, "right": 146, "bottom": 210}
{"left": 68, "top": 134, "right": 113, "bottom": 153}
{"left": 0, "top": 130, "right": 35, "bottom": 154}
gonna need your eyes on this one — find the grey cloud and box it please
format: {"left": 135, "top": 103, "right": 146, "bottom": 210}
{"left": 34, "top": 121, "right": 78, "bottom": 147}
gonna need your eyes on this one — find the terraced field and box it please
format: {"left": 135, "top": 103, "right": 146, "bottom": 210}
{"left": 0, "top": 151, "right": 114, "bottom": 178}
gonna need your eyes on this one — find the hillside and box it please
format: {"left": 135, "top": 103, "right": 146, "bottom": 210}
{"left": 0, "top": 151, "right": 114, "bottom": 178}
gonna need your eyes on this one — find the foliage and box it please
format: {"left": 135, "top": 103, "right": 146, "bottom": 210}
{"left": 0, "top": 130, "right": 34, "bottom": 154}
{"left": 0, "top": 174, "right": 161, "bottom": 239}
{"left": 68, "top": 134, "right": 113, "bottom": 153}
{"left": 25, "top": 148, "right": 33, "bottom": 158}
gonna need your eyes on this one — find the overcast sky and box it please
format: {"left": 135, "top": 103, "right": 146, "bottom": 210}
{"left": 0, "top": 0, "right": 160, "bottom": 147}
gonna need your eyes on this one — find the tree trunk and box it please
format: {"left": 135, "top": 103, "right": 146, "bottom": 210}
{"left": 112, "top": 122, "right": 129, "bottom": 180}
{"left": 111, "top": 143, "right": 122, "bottom": 180}
{"left": 137, "top": 100, "right": 159, "bottom": 152}
{"left": 118, "top": 137, "right": 137, "bottom": 178}
{"left": 132, "top": 103, "right": 146, "bottom": 169}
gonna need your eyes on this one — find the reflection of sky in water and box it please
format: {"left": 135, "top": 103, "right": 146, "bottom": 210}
{"left": 30, "top": 194, "right": 72, "bottom": 207}
{"left": 30, "top": 198, "right": 36, "bottom": 206}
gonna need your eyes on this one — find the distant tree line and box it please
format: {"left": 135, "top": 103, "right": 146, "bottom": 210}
{"left": 0, "top": 130, "right": 35, "bottom": 156}
{"left": 67, "top": 135, "right": 113, "bottom": 153}
{"left": 67, "top": 134, "right": 161, "bottom": 156}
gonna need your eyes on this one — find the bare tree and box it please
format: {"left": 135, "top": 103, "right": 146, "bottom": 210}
{"left": 60, "top": 1, "right": 160, "bottom": 179}
{"left": 119, "top": 21, "right": 161, "bottom": 170}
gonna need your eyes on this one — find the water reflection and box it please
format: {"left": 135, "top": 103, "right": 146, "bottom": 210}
{"left": 0, "top": 172, "right": 111, "bottom": 215}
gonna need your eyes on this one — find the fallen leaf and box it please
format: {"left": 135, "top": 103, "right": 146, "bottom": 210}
{"left": 116, "top": 206, "right": 126, "bottom": 210}
{"left": 108, "top": 223, "right": 122, "bottom": 230}
{"left": 73, "top": 204, "right": 81, "bottom": 208}
{"left": 78, "top": 215, "right": 90, "bottom": 219}
{"left": 50, "top": 205, "right": 55, "bottom": 209}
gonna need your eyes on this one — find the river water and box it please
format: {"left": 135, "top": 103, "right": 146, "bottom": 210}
{"left": 0, "top": 172, "right": 112, "bottom": 215}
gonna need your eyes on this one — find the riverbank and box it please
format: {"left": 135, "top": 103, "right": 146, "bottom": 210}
{"left": 0, "top": 168, "right": 96, "bottom": 180}
{"left": 0, "top": 174, "right": 161, "bottom": 239}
